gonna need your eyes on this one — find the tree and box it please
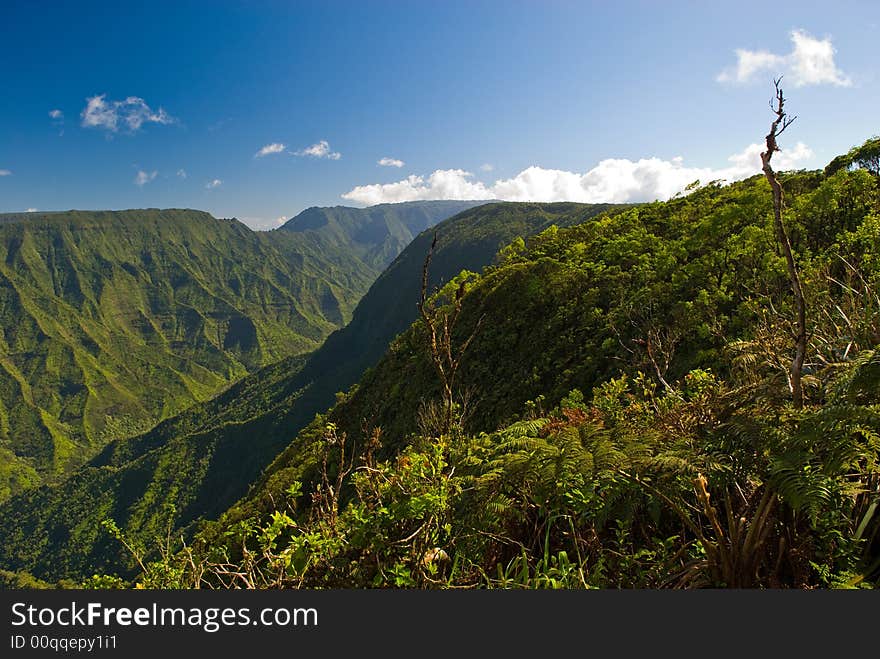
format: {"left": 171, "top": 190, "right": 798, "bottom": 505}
{"left": 849, "top": 136, "right": 880, "bottom": 176}
{"left": 417, "top": 233, "right": 483, "bottom": 434}
{"left": 823, "top": 136, "right": 880, "bottom": 178}
{"left": 760, "top": 78, "right": 807, "bottom": 408}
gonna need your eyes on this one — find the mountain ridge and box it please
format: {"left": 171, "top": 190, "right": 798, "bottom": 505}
{"left": 277, "top": 200, "right": 489, "bottom": 271}
{"left": 0, "top": 203, "right": 483, "bottom": 501}
{"left": 185, "top": 164, "right": 879, "bottom": 590}
{"left": 0, "top": 201, "right": 624, "bottom": 580}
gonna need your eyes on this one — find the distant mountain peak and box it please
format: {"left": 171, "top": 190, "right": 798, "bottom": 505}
{"left": 276, "top": 200, "right": 489, "bottom": 271}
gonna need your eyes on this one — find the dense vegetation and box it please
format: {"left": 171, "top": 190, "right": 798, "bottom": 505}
{"left": 0, "top": 202, "right": 619, "bottom": 581}
{"left": 119, "top": 147, "right": 879, "bottom": 589}
{"left": 0, "top": 355, "right": 314, "bottom": 580}
{"left": 0, "top": 203, "right": 477, "bottom": 501}
{"left": 3, "top": 142, "right": 879, "bottom": 589}
{"left": 276, "top": 201, "right": 623, "bottom": 448}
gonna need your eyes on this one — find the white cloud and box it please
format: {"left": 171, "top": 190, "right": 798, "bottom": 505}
{"left": 342, "top": 169, "right": 492, "bottom": 205}
{"left": 238, "top": 215, "right": 290, "bottom": 230}
{"left": 49, "top": 109, "right": 63, "bottom": 120}
{"left": 717, "top": 29, "right": 851, "bottom": 87}
{"left": 378, "top": 157, "right": 405, "bottom": 168}
{"left": 718, "top": 49, "right": 785, "bottom": 84}
{"left": 176, "top": 169, "right": 187, "bottom": 179}
{"left": 205, "top": 179, "right": 222, "bottom": 189}
{"left": 294, "top": 140, "right": 341, "bottom": 160}
{"left": 256, "top": 142, "right": 286, "bottom": 158}
{"left": 0, "top": 169, "right": 12, "bottom": 176}
{"left": 134, "top": 170, "right": 158, "bottom": 187}
{"left": 26, "top": 208, "right": 38, "bottom": 213}
{"left": 788, "top": 30, "right": 852, "bottom": 87}
{"left": 480, "top": 163, "right": 494, "bottom": 172}
{"left": 341, "top": 142, "right": 813, "bottom": 206}
{"left": 81, "top": 94, "right": 175, "bottom": 133}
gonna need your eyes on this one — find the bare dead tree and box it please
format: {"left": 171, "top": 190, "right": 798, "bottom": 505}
{"left": 417, "top": 232, "right": 484, "bottom": 434}
{"left": 311, "top": 423, "right": 355, "bottom": 529}
{"left": 760, "top": 78, "right": 807, "bottom": 408}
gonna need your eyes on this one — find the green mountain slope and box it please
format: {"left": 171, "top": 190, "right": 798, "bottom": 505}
{"left": 7, "top": 152, "right": 879, "bottom": 588}
{"left": 0, "top": 202, "right": 621, "bottom": 580}
{"left": 190, "top": 165, "right": 878, "bottom": 589}
{"left": 0, "top": 202, "right": 482, "bottom": 501}
{"left": 289, "top": 202, "right": 624, "bottom": 436}
{"left": 0, "top": 354, "right": 312, "bottom": 579}
{"left": 277, "top": 200, "right": 489, "bottom": 271}
{"left": 0, "top": 208, "right": 372, "bottom": 499}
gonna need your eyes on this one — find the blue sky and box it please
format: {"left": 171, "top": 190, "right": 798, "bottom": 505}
{"left": 1, "top": 0, "right": 877, "bottom": 229}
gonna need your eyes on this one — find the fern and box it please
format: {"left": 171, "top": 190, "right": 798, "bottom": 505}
{"left": 833, "top": 349, "right": 880, "bottom": 404}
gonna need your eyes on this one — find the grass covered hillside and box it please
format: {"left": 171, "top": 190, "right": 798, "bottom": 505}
{"left": 0, "top": 202, "right": 620, "bottom": 581}
{"left": 154, "top": 157, "right": 879, "bottom": 589}
{"left": 0, "top": 208, "right": 373, "bottom": 499}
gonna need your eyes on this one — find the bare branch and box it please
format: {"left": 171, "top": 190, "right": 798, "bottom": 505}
{"left": 760, "top": 80, "right": 807, "bottom": 407}
{"left": 417, "top": 233, "right": 485, "bottom": 434}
